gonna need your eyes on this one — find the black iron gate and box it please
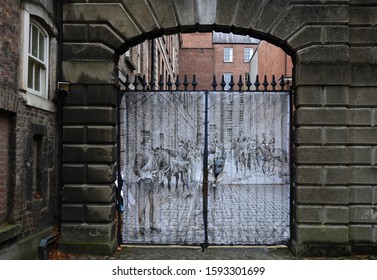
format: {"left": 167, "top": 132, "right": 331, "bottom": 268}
{"left": 118, "top": 75, "right": 291, "bottom": 246}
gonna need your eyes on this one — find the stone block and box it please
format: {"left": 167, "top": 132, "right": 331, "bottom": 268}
{"left": 123, "top": 0, "right": 159, "bottom": 33}
{"left": 62, "top": 164, "right": 86, "bottom": 184}
{"left": 63, "top": 43, "right": 114, "bottom": 61}
{"left": 351, "top": 64, "right": 377, "bottom": 86}
{"left": 288, "top": 26, "right": 322, "bottom": 50}
{"left": 325, "top": 166, "right": 349, "bottom": 185}
{"left": 87, "top": 126, "right": 117, "bottom": 144}
{"left": 62, "top": 126, "right": 85, "bottom": 143}
{"left": 295, "top": 205, "right": 321, "bottom": 223}
{"left": 350, "top": 167, "right": 377, "bottom": 184}
{"left": 89, "top": 24, "right": 124, "bottom": 50}
{"left": 348, "top": 128, "right": 377, "bottom": 144}
{"left": 148, "top": 0, "right": 178, "bottom": 30}
{"left": 63, "top": 24, "right": 88, "bottom": 42}
{"left": 350, "top": 27, "right": 377, "bottom": 45}
{"left": 349, "top": 186, "right": 373, "bottom": 204}
{"left": 349, "top": 87, "right": 377, "bottom": 107}
{"left": 295, "top": 108, "right": 347, "bottom": 126}
{"left": 86, "top": 85, "right": 118, "bottom": 106}
{"left": 62, "top": 184, "right": 116, "bottom": 203}
{"left": 324, "top": 86, "right": 349, "bottom": 106}
{"left": 295, "top": 63, "right": 351, "bottom": 86}
{"left": 350, "top": 7, "right": 376, "bottom": 26}
{"left": 172, "top": 0, "right": 196, "bottom": 27}
{"left": 63, "top": 144, "right": 117, "bottom": 163}
{"left": 87, "top": 164, "right": 116, "bottom": 184}
{"left": 295, "top": 186, "right": 349, "bottom": 204}
{"left": 62, "top": 61, "right": 117, "bottom": 84}
{"left": 295, "top": 224, "right": 349, "bottom": 244}
{"left": 294, "top": 166, "right": 322, "bottom": 185}
{"left": 61, "top": 204, "right": 85, "bottom": 222}
{"left": 348, "top": 109, "right": 372, "bottom": 126}
{"left": 63, "top": 85, "right": 86, "bottom": 106}
{"left": 350, "top": 47, "right": 373, "bottom": 64}
{"left": 60, "top": 221, "right": 116, "bottom": 243}
{"left": 86, "top": 203, "right": 116, "bottom": 222}
{"left": 63, "top": 107, "right": 117, "bottom": 125}
{"left": 294, "top": 86, "right": 322, "bottom": 107}
{"left": 297, "top": 45, "right": 349, "bottom": 63}
{"left": 349, "top": 225, "right": 373, "bottom": 243}
{"left": 295, "top": 147, "right": 348, "bottom": 164}
{"left": 294, "top": 127, "right": 322, "bottom": 145}
{"left": 323, "top": 26, "right": 349, "bottom": 44}
{"left": 349, "top": 147, "right": 372, "bottom": 164}
{"left": 324, "top": 128, "right": 347, "bottom": 145}
{"left": 322, "top": 206, "right": 349, "bottom": 224}
{"left": 349, "top": 206, "right": 377, "bottom": 223}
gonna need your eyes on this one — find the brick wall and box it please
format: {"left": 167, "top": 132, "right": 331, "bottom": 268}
{"left": 0, "top": 112, "right": 10, "bottom": 224}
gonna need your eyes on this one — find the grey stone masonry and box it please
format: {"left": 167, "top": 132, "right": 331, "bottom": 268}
{"left": 61, "top": 0, "right": 377, "bottom": 257}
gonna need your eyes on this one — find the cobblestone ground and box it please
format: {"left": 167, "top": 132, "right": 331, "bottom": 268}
{"left": 123, "top": 182, "right": 290, "bottom": 245}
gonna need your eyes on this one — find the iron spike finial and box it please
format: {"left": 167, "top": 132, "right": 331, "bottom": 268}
{"left": 279, "top": 75, "right": 286, "bottom": 91}
{"left": 212, "top": 75, "right": 218, "bottom": 90}
{"left": 246, "top": 74, "right": 252, "bottom": 91}
{"left": 191, "top": 75, "right": 198, "bottom": 91}
{"left": 150, "top": 76, "right": 156, "bottom": 90}
{"left": 229, "top": 75, "right": 235, "bottom": 91}
{"left": 141, "top": 75, "right": 147, "bottom": 91}
{"left": 167, "top": 75, "right": 173, "bottom": 90}
{"left": 133, "top": 75, "right": 139, "bottom": 91}
{"left": 262, "top": 75, "right": 269, "bottom": 91}
{"left": 220, "top": 75, "right": 226, "bottom": 91}
{"left": 175, "top": 75, "right": 181, "bottom": 90}
{"left": 237, "top": 75, "right": 244, "bottom": 91}
{"left": 183, "top": 75, "right": 189, "bottom": 91}
{"left": 125, "top": 74, "right": 131, "bottom": 91}
{"left": 254, "top": 75, "right": 260, "bottom": 91}
{"left": 271, "top": 75, "right": 277, "bottom": 91}
{"left": 158, "top": 74, "right": 164, "bottom": 90}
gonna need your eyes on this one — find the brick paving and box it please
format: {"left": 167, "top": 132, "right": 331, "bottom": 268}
{"left": 122, "top": 181, "right": 290, "bottom": 246}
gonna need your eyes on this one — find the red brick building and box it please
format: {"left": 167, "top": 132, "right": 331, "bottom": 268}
{"left": 179, "top": 32, "right": 259, "bottom": 90}
{"left": 250, "top": 41, "right": 293, "bottom": 89}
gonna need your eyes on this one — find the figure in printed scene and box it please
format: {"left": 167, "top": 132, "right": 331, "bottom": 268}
{"left": 133, "top": 136, "right": 161, "bottom": 236}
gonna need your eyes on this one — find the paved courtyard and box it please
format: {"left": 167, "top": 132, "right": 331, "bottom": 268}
{"left": 123, "top": 181, "right": 290, "bottom": 245}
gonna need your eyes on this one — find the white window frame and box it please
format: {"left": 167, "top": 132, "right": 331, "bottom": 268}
{"left": 224, "top": 48, "right": 233, "bottom": 62}
{"left": 244, "top": 48, "right": 253, "bottom": 62}
{"left": 20, "top": 10, "right": 55, "bottom": 112}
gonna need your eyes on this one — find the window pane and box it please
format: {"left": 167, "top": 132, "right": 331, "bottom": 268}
{"left": 39, "top": 31, "right": 45, "bottom": 61}
{"left": 31, "top": 25, "right": 39, "bottom": 57}
{"left": 34, "top": 64, "right": 40, "bottom": 91}
{"left": 224, "top": 48, "right": 233, "bottom": 62}
{"left": 244, "top": 48, "right": 253, "bottom": 62}
{"left": 28, "top": 60, "right": 34, "bottom": 89}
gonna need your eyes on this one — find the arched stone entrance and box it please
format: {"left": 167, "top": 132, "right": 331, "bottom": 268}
{"left": 60, "top": 0, "right": 377, "bottom": 257}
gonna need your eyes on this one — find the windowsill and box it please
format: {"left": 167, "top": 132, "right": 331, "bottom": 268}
{"left": 0, "top": 224, "right": 22, "bottom": 244}
{"left": 19, "top": 91, "right": 56, "bottom": 113}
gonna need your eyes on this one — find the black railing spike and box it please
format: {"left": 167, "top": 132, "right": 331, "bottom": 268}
{"left": 279, "top": 75, "right": 286, "bottom": 91}
{"left": 158, "top": 74, "right": 164, "bottom": 90}
{"left": 212, "top": 75, "right": 218, "bottom": 90}
{"left": 141, "top": 75, "right": 147, "bottom": 91}
{"left": 167, "top": 75, "right": 173, "bottom": 90}
{"left": 229, "top": 75, "right": 235, "bottom": 91}
{"left": 133, "top": 75, "right": 139, "bottom": 91}
{"left": 150, "top": 76, "right": 156, "bottom": 90}
{"left": 175, "top": 75, "right": 181, "bottom": 90}
{"left": 271, "top": 75, "right": 277, "bottom": 91}
{"left": 246, "top": 74, "right": 252, "bottom": 91}
{"left": 183, "top": 75, "right": 189, "bottom": 90}
{"left": 262, "top": 75, "right": 269, "bottom": 91}
{"left": 220, "top": 75, "right": 226, "bottom": 91}
{"left": 254, "top": 75, "right": 260, "bottom": 91}
{"left": 192, "top": 75, "right": 198, "bottom": 90}
{"left": 125, "top": 74, "right": 131, "bottom": 90}
{"left": 237, "top": 75, "right": 244, "bottom": 91}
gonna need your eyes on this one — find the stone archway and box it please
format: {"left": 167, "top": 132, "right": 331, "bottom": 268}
{"left": 60, "top": 1, "right": 377, "bottom": 257}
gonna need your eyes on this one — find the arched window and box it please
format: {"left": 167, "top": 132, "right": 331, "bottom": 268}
{"left": 27, "top": 21, "right": 48, "bottom": 98}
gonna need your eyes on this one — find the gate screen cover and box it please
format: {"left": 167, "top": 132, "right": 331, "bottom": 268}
{"left": 121, "top": 91, "right": 290, "bottom": 245}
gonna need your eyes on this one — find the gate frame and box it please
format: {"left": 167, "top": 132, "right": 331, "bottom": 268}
{"left": 117, "top": 74, "right": 293, "bottom": 249}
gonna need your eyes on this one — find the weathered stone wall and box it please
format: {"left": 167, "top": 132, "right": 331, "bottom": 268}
{"left": 61, "top": 0, "right": 377, "bottom": 257}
